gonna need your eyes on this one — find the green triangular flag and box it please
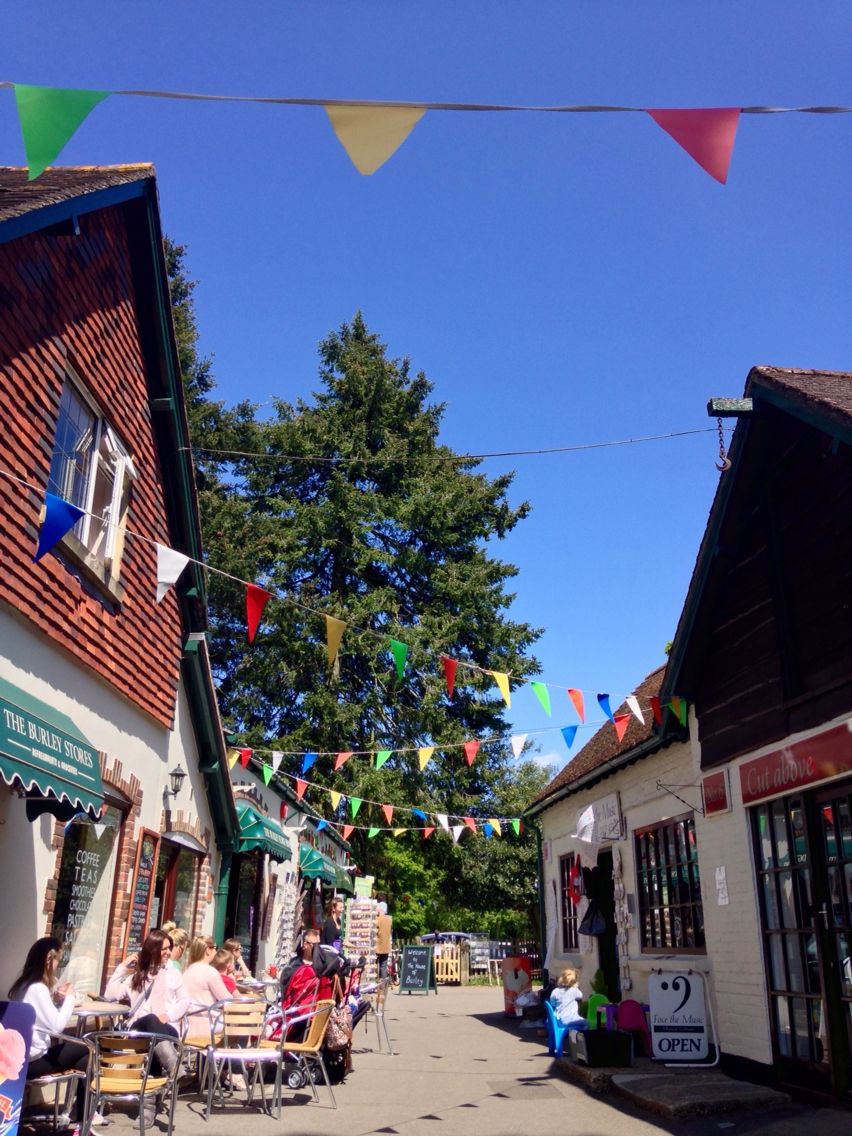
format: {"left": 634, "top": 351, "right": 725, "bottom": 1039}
{"left": 15, "top": 84, "right": 112, "bottom": 180}
{"left": 389, "top": 638, "right": 408, "bottom": 679}
{"left": 375, "top": 749, "right": 392, "bottom": 770}
{"left": 511, "top": 818, "right": 521, "bottom": 836}
{"left": 367, "top": 827, "right": 380, "bottom": 838}
{"left": 350, "top": 797, "right": 363, "bottom": 818}
{"left": 262, "top": 763, "right": 273, "bottom": 786}
{"left": 670, "top": 696, "right": 688, "bottom": 727}
{"left": 530, "top": 681, "right": 551, "bottom": 716}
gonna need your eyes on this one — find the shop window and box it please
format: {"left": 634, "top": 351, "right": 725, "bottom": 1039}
{"left": 634, "top": 812, "right": 705, "bottom": 954}
{"left": 51, "top": 805, "right": 123, "bottom": 993}
{"left": 151, "top": 841, "right": 201, "bottom": 933}
{"left": 559, "top": 855, "right": 579, "bottom": 951}
{"left": 47, "top": 376, "right": 136, "bottom": 586}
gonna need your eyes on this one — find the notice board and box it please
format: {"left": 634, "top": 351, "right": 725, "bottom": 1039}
{"left": 399, "top": 944, "right": 437, "bottom": 994}
{"left": 125, "top": 829, "right": 160, "bottom": 955}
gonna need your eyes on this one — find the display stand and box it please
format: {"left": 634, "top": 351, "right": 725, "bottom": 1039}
{"left": 345, "top": 896, "right": 378, "bottom": 983}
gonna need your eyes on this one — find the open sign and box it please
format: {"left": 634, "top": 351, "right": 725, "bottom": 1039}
{"left": 648, "top": 972, "right": 709, "bottom": 1061}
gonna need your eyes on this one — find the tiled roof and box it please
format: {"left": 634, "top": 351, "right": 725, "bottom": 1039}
{"left": 748, "top": 365, "right": 852, "bottom": 421}
{"left": 528, "top": 664, "right": 668, "bottom": 811}
{"left": 0, "top": 165, "right": 154, "bottom": 223}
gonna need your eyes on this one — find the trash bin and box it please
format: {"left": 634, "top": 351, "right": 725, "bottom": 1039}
{"left": 501, "top": 956, "right": 532, "bottom": 1017}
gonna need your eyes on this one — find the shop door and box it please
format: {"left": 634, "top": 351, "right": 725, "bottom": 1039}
{"left": 751, "top": 785, "right": 852, "bottom": 1099}
{"left": 595, "top": 850, "right": 621, "bottom": 1003}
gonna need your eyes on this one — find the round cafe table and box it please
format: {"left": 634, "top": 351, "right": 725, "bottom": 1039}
{"left": 71, "top": 999, "right": 129, "bottom": 1035}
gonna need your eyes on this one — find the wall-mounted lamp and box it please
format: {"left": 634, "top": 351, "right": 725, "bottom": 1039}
{"left": 167, "top": 765, "right": 187, "bottom": 798}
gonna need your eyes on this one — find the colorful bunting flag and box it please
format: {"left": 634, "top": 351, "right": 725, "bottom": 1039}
{"left": 412, "top": 808, "right": 427, "bottom": 822}
{"left": 487, "top": 817, "right": 502, "bottom": 836}
{"left": 350, "top": 798, "right": 363, "bottom": 818}
{"left": 463, "top": 739, "right": 480, "bottom": 767}
{"left": 246, "top": 583, "right": 273, "bottom": 644}
{"left": 325, "top": 614, "right": 346, "bottom": 667}
{"left": 670, "top": 696, "right": 688, "bottom": 726}
{"left": 422, "top": 826, "right": 435, "bottom": 840}
{"left": 368, "top": 827, "right": 380, "bottom": 838}
{"left": 625, "top": 695, "right": 644, "bottom": 724}
{"left": 34, "top": 492, "right": 85, "bottom": 561}
{"left": 392, "top": 827, "right": 406, "bottom": 837}
{"left": 389, "top": 638, "right": 408, "bottom": 679}
{"left": 511, "top": 819, "right": 521, "bottom": 836}
{"left": 510, "top": 734, "right": 528, "bottom": 759}
{"left": 343, "top": 824, "right": 354, "bottom": 841}
{"left": 334, "top": 751, "right": 353, "bottom": 771}
{"left": 561, "top": 725, "right": 578, "bottom": 751}
{"left": 597, "top": 693, "right": 614, "bottom": 723}
{"left": 227, "top": 750, "right": 239, "bottom": 770}
{"left": 463, "top": 816, "right": 477, "bottom": 833}
{"left": 530, "top": 681, "right": 551, "bottom": 716}
{"left": 271, "top": 750, "right": 283, "bottom": 773}
{"left": 567, "top": 688, "right": 585, "bottom": 722}
{"left": 491, "top": 670, "right": 511, "bottom": 708}
{"left": 155, "top": 543, "right": 190, "bottom": 603}
{"left": 613, "top": 713, "right": 631, "bottom": 743}
{"left": 650, "top": 696, "right": 662, "bottom": 726}
{"left": 329, "top": 790, "right": 342, "bottom": 811}
{"left": 316, "top": 819, "right": 328, "bottom": 832}
{"left": 295, "top": 778, "right": 308, "bottom": 800}
{"left": 382, "top": 804, "right": 394, "bottom": 825}
{"left": 442, "top": 656, "right": 457, "bottom": 699}
{"left": 646, "top": 107, "right": 740, "bottom": 185}
{"left": 483, "top": 823, "right": 493, "bottom": 839}
{"left": 325, "top": 103, "right": 426, "bottom": 175}
{"left": 301, "top": 752, "right": 317, "bottom": 776}
{"left": 279, "top": 802, "right": 288, "bottom": 821}
{"left": 436, "top": 813, "right": 449, "bottom": 830}
{"left": 418, "top": 746, "right": 435, "bottom": 770}
{"left": 451, "top": 825, "right": 464, "bottom": 844}
{"left": 238, "top": 747, "right": 252, "bottom": 768}
{"left": 262, "top": 763, "right": 273, "bottom": 786}
{"left": 375, "top": 749, "right": 392, "bottom": 770}
{"left": 15, "top": 84, "right": 112, "bottom": 181}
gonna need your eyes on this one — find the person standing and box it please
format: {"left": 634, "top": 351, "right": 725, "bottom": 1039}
{"left": 321, "top": 897, "right": 344, "bottom": 950}
{"left": 375, "top": 901, "right": 393, "bottom": 980}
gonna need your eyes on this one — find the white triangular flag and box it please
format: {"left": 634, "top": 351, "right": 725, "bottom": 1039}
{"left": 156, "top": 543, "right": 190, "bottom": 603}
{"left": 510, "top": 733, "right": 528, "bottom": 758}
{"left": 451, "top": 825, "right": 464, "bottom": 844}
{"left": 436, "top": 813, "right": 449, "bottom": 831}
{"left": 92, "top": 823, "right": 106, "bottom": 840}
{"left": 271, "top": 750, "right": 283, "bottom": 773}
{"left": 626, "top": 695, "right": 644, "bottom": 724}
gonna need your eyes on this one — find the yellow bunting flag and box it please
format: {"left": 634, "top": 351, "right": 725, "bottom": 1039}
{"left": 487, "top": 817, "right": 502, "bottom": 836}
{"left": 227, "top": 749, "right": 239, "bottom": 770}
{"left": 325, "top": 104, "right": 426, "bottom": 175}
{"left": 418, "top": 746, "right": 435, "bottom": 771}
{"left": 325, "top": 614, "right": 346, "bottom": 666}
{"left": 329, "top": 790, "right": 342, "bottom": 810}
{"left": 491, "top": 670, "right": 511, "bottom": 708}
{"left": 392, "top": 828, "right": 406, "bottom": 837}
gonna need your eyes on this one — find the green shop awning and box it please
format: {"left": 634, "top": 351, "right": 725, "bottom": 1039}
{"left": 335, "top": 865, "right": 356, "bottom": 895}
{"left": 299, "top": 841, "right": 338, "bottom": 885}
{"left": 0, "top": 675, "right": 104, "bottom": 820}
{"left": 236, "top": 800, "right": 292, "bottom": 861}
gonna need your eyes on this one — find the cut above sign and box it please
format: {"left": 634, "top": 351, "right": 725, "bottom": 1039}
{"left": 739, "top": 720, "right": 852, "bottom": 805}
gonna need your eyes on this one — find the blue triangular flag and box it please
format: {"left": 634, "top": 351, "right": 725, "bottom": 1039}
{"left": 301, "top": 752, "right": 318, "bottom": 776}
{"left": 412, "top": 808, "right": 427, "bottom": 822}
{"left": 35, "top": 492, "right": 85, "bottom": 561}
{"left": 316, "top": 819, "right": 328, "bottom": 832}
{"left": 561, "top": 725, "right": 578, "bottom": 751}
{"left": 483, "top": 823, "right": 493, "bottom": 839}
{"left": 597, "top": 693, "right": 614, "bottom": 723}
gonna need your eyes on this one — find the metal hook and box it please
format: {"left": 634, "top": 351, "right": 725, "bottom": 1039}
{"left": 715, "top": 417, "right": 731, "bottom": 472}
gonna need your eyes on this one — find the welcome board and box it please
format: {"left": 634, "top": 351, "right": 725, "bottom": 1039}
{"left": 399, "top": 944, "right": 437, "bottom": 994}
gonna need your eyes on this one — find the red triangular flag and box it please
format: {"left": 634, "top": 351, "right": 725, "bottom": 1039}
{"left": 382, "top": 804, "right": 394, "bottom": 825}
{"left": 342, "top": 824, "right": 354, "bottom": 841}
{"left": 239, "top": 747, "right": 252, "bottom": 768}
{"left": 567, "top": 688, "right": 585, "bottom": 722}
{"left": 422, "top": 826, "right": 435, "bottom": 840}
{"left": 613, "top": 713, "right": 631, "bottom": 744}
{"left": 646, "top": 108, "right": 740, "bottom": 185}
{"left": 568, "top": 855, "right": 581, "bottom": 905}
{"left": 295, "top": 778, "right": 308, "bottom": 800}
{"left": 442, "top": 655, "right": 457, "bottom": 699}
{"left": 334, "top": 751, "right": 353, "bottom": 771}
{"left": 463, "top": 739, "right": 480, "bottom": 766}
{"left": 246, "top": 583, "right": 273, "bottom": 643}
{"left": 463, "top": 816, "right": 477, "bottom": 832}
{"left": 650, "top": 696, "right": 662, "bottom": 726}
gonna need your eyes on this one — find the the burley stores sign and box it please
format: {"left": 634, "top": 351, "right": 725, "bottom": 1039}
{"left": 739, "top": 719, "right": 852, "bottom": 805}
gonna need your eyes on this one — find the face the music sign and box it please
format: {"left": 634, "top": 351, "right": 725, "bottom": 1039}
{"left": 648, "top": 972, "right": 709, "bottom": 1061}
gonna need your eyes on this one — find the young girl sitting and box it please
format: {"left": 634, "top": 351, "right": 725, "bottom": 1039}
{"left": 211, "top": 949, "right": 238, "bottom": 994}
{"left": 550, "top": 967, "right": 588, "bottom": 1030}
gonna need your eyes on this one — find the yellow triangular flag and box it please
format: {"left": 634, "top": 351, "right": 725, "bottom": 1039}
{"left": 418, "top": 746, "right": 435, "bottom": 771}
{"left": 392, "top": 827, "right": 406, "bottom": 837}
{"left": 227, "top": 750, "right": 239, "bottom": 770}
{"left": 325, "top": 104, "right": 426, "bottom": 175}
{"left": 325, "top": 615, "right": 346, "bottom": 666}
{"left": 487, "top": 817, "right": 502, "bottom": 836}
{"left": 491, "top": 671, "right": 511, "bottom": 708}
{"left": 329, "top": 790, "right": 342, "bottom": 810}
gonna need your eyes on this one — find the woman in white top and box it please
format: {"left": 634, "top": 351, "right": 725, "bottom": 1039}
{"left": 182, "top": 936, "right": 233, "bottom": 1042}
{"left": 9, "top": 937, "right": 89, "bottom": 1123}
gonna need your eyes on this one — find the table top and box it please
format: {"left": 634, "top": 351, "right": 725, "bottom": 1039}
{"left": 73, "top": 1000, "right": 129, "bottom": 1017}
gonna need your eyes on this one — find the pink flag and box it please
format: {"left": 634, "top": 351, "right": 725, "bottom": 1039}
{"left": 343, "top": 824, "right": 354, "bottom": 841}
{"left": 463, "top": 816, "right": 477, "bottom": 833}
{"left": 613, "top": 713, "right": 631, "bottom": 743}
{"left": 567, "top": 688, "right": 585, "bottom": 722}
{"left": 647, "top": 108, "right": 740, "bottom": 185}
{"left": 239, "top": 747, "right": 252, "bottom": 768}
{"left": 334, "top": 751, "right": 354, "bottom": 771}
{"left": 382, "top": 804, "right": 394, "bottom": 825}
{"left": 463, "top": 739, "right": 480, "bottom": 767}
{"left": 442, "top": 655, "right": 457, "bottom": 699}
{"left": 295, "top": 778, "right": 308, "bottom": 800}
{"left": 422, "top": 826, "right": 435, "bottom": 840}
{"left": 246, "top": 583, "right": 273, "bottom": 643}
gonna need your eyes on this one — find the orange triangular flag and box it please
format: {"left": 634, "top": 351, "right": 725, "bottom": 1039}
{"left": 343, "top": 824, "right": 354, "bottom": 841}
{"left": 422, "top": 826, "right": 435, "bottom": 840}
{"left": 382, "top": 804, "right": 394, "bottom": 825}
{"left": 463, "top": 739, "right": 480, "bottom": 766}
{"left": 647, "top": 108, "right": 740, "bottom": 185}
{"left": 463, "top": 816, "right": 477, "bottom": 833}
{"left": 325, "top": 103, "right": 426, "bottom": 175}
{"left": 613, "top": 713, "right": 631, "bottom": 743}
{"left": 334, "top": 751, "right": 353, "bottom": 771}
{"left": 325, "top": 614, "right": 346, "bottom": 666}
{"left": 567, "top": 688, "right": 585, "bottom": 722}
{"left": 295, "top": 778, "right": 308, "bottom": 800}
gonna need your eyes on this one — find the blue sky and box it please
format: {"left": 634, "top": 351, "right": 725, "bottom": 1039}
{"left": 3, "top": 3, "right": 849, "bottom": 769}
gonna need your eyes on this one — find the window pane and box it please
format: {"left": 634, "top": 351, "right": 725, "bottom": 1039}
{"left": 823, "top": 804, "right": 838, "bottom": 863}
{"left": 785, "top": 934, "right": 805, "bottom": 994}
{"left": 774, "top": 997, "right": 791, "bottom": 1056}
{"left": 767, "top": 934, "right": 785, "bottom": 990}
{"left": 837, "top": 798, "right": 852, "bottom": 859}
{"left": 772, "top": 800, "right": 790, "bottom": 867}
{"left": 635, "top": 814, "right": 704, "bottom": 953}
{"left": 791, "top": 999, "right": 812, "bottom": 1060}
{"left": 48, "top": 385, "right": 96, "bottom": 513}
{"left": 778, "top": 872, "right": 797, "bottom": 928}
{"left": 757, "top": 808, "right": 774, "bottom": 870}
{"left": 762, "top": 874, "right": 780, "bottom": 928}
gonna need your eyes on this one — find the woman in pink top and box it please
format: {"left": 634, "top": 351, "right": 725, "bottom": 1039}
{"left": 182, "top": 938, "right": 233, "bottom": 1042}
{"left": 105, "top": 930, "right": 189, "bottom": 1039}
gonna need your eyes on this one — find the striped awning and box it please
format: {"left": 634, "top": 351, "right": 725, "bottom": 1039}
{"left": 236, "top": 800, "right": 292, "bottom": 861}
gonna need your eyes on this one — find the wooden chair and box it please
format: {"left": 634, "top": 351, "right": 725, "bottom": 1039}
{"left": 89, "top": 1030, "right": 183, "bottom": 1136}
{"left": 203, "top": 998, "right": 283, "bottom": 1120}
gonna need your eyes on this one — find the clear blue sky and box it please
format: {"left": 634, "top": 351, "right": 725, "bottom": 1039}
{"left": 3, "top": 3, "right": 849, "bottom": 767}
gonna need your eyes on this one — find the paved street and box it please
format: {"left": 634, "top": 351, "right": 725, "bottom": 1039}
{"left": 61, "top": 986, "right": 850, "bottom": 1136}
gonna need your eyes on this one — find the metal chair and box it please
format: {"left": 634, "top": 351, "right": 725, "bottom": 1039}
{"left": 202, "top": 998, "right": 283, "bottom": 1120}
{"left": 89, "top": 1029, "right": 184, "bottom": 1136}
{"left": 368, "top": 978, "right": 395, "bottom": 1055}
{"left": 25, "top": 1032, "right": 95, "bottom": 1136}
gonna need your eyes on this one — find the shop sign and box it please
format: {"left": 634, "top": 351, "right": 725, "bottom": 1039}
{"left": 739, "top": 720, "right": 852, "bottom": 805}
{"left": 648, "top": 972, "right": 708, "bottom": 1060}
{"left": 702, "top": 770, "right": 730, "bottom": 815}
{"left": 575, "top": 792, "right": 623, "bottom": 842}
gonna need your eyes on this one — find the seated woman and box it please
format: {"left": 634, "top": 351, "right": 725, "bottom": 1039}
{"left": 167, "top": 928, "right": 189, "bottom": 971}
{"left": 182, "top": 937, "right": 233, "bottom": 1043}
{"left": 9, "top": 937, "right": 106, "bottom": 1132}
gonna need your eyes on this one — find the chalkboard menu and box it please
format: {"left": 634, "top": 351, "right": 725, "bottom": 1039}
{"left": 126, "top": 830, "right": 160, "bottom": 955}
{"left": 399, "top": 944, "right": 437, "bottom": 994}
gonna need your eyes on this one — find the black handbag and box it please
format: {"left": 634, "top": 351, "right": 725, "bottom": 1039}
{"left": 578, "top": 898, "right": 606, "bottom": 937}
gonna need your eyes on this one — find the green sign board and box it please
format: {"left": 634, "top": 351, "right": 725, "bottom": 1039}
{"left": 399, "top": 944, "right": 437, "bottom": 995}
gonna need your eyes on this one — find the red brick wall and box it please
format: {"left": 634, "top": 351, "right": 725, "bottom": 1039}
{"left": 0, "top": 205, "right": 182, "bottom": 727}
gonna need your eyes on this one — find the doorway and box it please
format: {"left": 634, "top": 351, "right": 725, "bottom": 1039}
{"left": 751, "top": 781, "right": 852, "bottom": 1099}
{"left": 595, "top": 848, "right": 620, "bottom": 1003}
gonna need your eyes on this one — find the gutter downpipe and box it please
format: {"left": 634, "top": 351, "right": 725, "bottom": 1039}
{"left": 530, "top": 819, "right": 548, "bottom": 985}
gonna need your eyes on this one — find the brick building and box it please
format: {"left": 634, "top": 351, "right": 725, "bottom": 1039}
{"left": 0, "top": 166, "right": 236, "bottom": 995}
